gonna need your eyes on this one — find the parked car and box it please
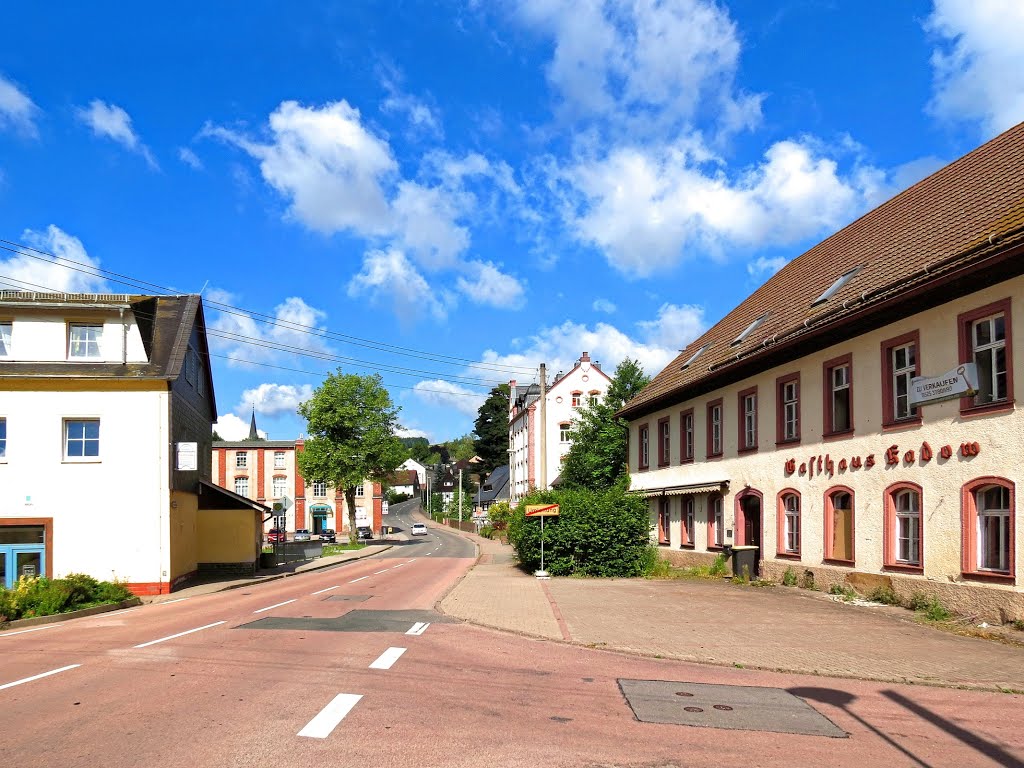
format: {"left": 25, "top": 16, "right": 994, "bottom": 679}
{"left": 267, "top": 528, "right": 285, "bottom": 543}
{"left": 319, "top": 529, "right": 336, "bottom": 543}
{"left": 411, "top": 523, "right": 428, "bottom": 536}
{"left": 356, "top": 526, "right": 374, "bottom": 540}
{"left": 294, "top": 529, "right": 311, "bottom": 542}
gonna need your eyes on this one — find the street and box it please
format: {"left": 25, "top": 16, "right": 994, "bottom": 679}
{"left": 2, "top": 515, "right": 1023, "bottom": 768}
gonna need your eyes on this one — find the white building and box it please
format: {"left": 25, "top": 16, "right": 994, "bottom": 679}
{"left": 399, "top": 458, "right": 427, "bottom": 486}
{"left": 0, "top": 292, "right": 265, "bottom": 595}
{"left": 508, "top": 352, "right": 612, "bottom": 501}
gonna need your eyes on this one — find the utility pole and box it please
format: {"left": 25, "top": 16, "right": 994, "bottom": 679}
{"left": 539, "top": 362, "right": 548, "bottom": 490}
{"left": 458, "top": 468, "right": 463, "bottom": 527}
{"left": 426, "top": 472, "right": 431, "bottom": 518}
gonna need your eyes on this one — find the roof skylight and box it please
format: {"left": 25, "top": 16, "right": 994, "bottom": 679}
{"left": 681, "top": 343, "right": 710, "bottom": 370}
{"left": 812, "top": 266, "right": 861, "bottom": 306}
{"left": 731, "top": 313, "right": 769, "bottom": 346}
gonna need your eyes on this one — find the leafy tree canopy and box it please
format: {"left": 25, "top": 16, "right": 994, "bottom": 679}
{"left": 473, "top": 384, "right": 510, "bottom": 474}
{"left": 558, "top": 357, "right": 650, "bottom": 491}
{"left": 400, "top": 436, "right": 440, "bottom": 465}
{"left": 444, "top": 433, "right": 477, "bottom": 462}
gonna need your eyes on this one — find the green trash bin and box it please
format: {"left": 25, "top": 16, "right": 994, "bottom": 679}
{"left": 730, "top": 545, "right": 759, "bottom": 579}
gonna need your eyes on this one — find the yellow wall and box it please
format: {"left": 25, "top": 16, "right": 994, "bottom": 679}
{"left": 197, "top": 508, "right": 261, "bottom": 563}
{"left": 169, "top": 491, "right": 199, "bottom": 583}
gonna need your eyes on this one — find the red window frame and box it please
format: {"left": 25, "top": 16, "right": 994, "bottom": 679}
{"left": 706, "top": 398, "right": 723, "bottom": 458}
{"left": 776, "top": 372, "right": 801, "bottom": 445}
{"left": 657, "top": 497, "right": 671, "bottom": 545}
{"left": 657, "top": 416, "right": 671, "bottom": 467}
{"left": 883, "top": 482, "right": 924, "bottom": 572}
{"left": 961, "top": 476, "right": 1015, "bottom": 582}
{"left": 681, "top": 496, "right": 695, "bottom": 548}
{"left": 823, "top": 353, "right": 854, "bottom": 437}
{"left": 737, "top": 386, "right": 757, "bottom": 453}
{"left": 679, "top": 408, "right": 694, "bottom": 464}
{"left": 776, "top": 489, "right": 801, "bottom": 558}
{"left": 880, "top": 330, "right": 922, "bottom": 428}
{"left": 958, "top": 297, "right": 1014, "bottom": 417}
{"left": 823, "top": 485, "right": 856, "bottom": 565}
{"left": 571, "top": 390, "right": 583, "bottom": 407}
{"left": 637, "top": 422, "right": 649, "bottom": 471}
{"left": 706, "top": 493, "right": 725, "bottom": 550}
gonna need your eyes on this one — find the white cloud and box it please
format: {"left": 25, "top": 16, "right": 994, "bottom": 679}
{"left": 380, "top": 70, "right": 443, "bottom": 138}
{"left": 347, "top": 248, "right": 452, "bottom": 322}
{"left": 412, "top": 380, "right": 487, "bottom": 417}
{"left": 214, "top": 413, "right": 268, "bottom": 441}
{"left": 206, "top": 291, "right": 332, "bottom": 365}
{"left": 179, "top": 147, "right": 203, "bottom": 170}
{"left": 636, "top": 303, "right": 706, "bottom": 350}
{"left": 747, "top": 256, "right": 788, "bottom": 279}
{"left": 926, "top": 0, "right": 1024, "bottom": 137}
{"left": 455, "top": 260, "right": 526, "bottom": 309}
{"left": 76, "top": 99, "right": 158, "bottom": 169}
{"left": 396, "top": 426, "right": 429, "bottom": 439}
{"left": 592, "top": 298, "right": 616, "bottom": 313}
{"left": 236, "top": 382, "right": 314, "bottom": 417}
{"left": 391, "top": 181, "right": 470, "bottom": 269}
{"left": 0, "top": 74, "right": 39, "bottom": 137}
{"left": 0, "top": 226, "right": 108, "bottom": 293}
{"left": 565, "top": 137, "right": 883, "bottom": 277}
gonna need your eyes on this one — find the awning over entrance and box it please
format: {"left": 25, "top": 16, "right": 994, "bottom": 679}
{"left": 635, "top": 480, "right": 729, "bottom": 498}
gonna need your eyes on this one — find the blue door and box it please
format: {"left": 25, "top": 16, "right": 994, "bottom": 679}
{"left": 0, "top": 524, "right": 46, "bottom": 588}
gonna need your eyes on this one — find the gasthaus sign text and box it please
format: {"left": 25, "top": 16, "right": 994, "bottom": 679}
{"left": 909, "top": 363, "right": 977, "bottom": 407}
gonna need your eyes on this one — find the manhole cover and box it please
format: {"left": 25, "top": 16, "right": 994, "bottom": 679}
{"left": 618, "top": 680, "right": 846, "bottom": 738}
{"left": 238, "top": 609, "right": 458, "bottom": 633}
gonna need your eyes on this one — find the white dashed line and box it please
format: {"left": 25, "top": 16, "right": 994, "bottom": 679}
{"left": 349, "top": 576, "right": 369, "bottom": 583}
{"left": 0, "top": 624, "right": 61, "bottom": 639}
{"left": 298, "top": 693, "right": 363, "bottom": 738}
{"left": 373, "top": 569, "right": 390, "bottom": 575}
{"left": 391, "top": 563, "right": 405, "bottom": 569}
{"left": 369, "top": 647, "right": 407, "bottom": 670}
{"left": 0, "top": 664, "right": 81, "bottom": 690}
{"left": 133, "top": 621, "right": 226, "bottom": 648}
{"left": 406, "top": 622, "right": 429, "bottom": 636}
{"left": 254, "top": 599, "right": 297, "bottom": 614}
{"left": 157, "top": 597, "right": 190, "bottom": 605}
{"left": 311, "top": 586, "right": 339, "bottom": 595}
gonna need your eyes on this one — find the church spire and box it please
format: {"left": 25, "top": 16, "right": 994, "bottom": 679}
{"left": 248, "top": 406, "right": 259, "bottom": 441}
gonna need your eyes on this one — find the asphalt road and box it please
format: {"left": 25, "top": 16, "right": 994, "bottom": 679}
{"left": 2, "top": 511, "right": 1021, "bottom": 768}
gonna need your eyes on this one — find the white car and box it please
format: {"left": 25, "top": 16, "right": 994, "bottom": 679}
{"left": 411, "top": 523, "right": 428, "bottom": 536}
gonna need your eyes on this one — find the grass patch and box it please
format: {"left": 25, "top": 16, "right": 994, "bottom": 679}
{"left": 1013, "top": 619, "right": 1024, "bottom": 632}
{"left": 908, "top": 592, "right": 952, "bottom": 622}
{"left": 644, "top": 553, "right": 729, "bottom": 580}
{"left": 782, "top": 567, "right": 797, "bottom": 587}
{"left": 322, "top": 543, "right": 366, "bottom": 556}
{"left": 866, "top": 585, "right": 902, "bottom": 606}
{"left": 0, "top": 574, "right": 134, "bottom": 623}
{"left": 828, "top": 584, "right": 857, "bottom": 601}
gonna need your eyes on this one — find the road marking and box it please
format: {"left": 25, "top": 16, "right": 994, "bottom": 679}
{"left": 133, "top": 621, "right": 226, "bottom": 648}
{"left": 157, "top": 597, "right": 190, "bottom": 605}
{"left": 349, "top": 576, "right": 369, "bottom": 583}
{"left": 425, "top": 552, "right": 433, "bottom": 556}
{"left": 369, "top": 647, "right": 407, "bottom": 670}
{"left": 0, "top": 624, "right": 61, "bottom": 639}
{"left": 298, "top": 693, "right": 363, "bottom": 739}
{"left": 391, "top": 563, "right": 405, "bottom": 569}
{"left": 373, "top": 569, "right": 390, "bottom": 574}
{"left": 254, "top": 599, "right": 297, "bottom": 614}
{"left": 0, "top": 664, "right": 81, "bottom": 691}
{"left": 406, "top": 622, "right": 430, "bottom": 636}
{"left": 311, "top": 585, "right": 339, "bottom": 595}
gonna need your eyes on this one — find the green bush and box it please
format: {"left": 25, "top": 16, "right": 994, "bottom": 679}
{"left": 782, "top": 567, "right": 797, "bottom": 587}
{"left": 829, "top": 583, "right": 857, "bottom": 601}
{"left": 507, "top": 481, "right": 650, "bottom": 577}
{"left": 0, "top": 573, "right": 134, "bottom": 622}
{"left": 908, "top": 592, "right": 951, "bottom": 621}
{"left": 478, "top": 525, "right": 495, "bottom": 540}
{"left": 867, "top": 585, "right": 902, "bottom": 606}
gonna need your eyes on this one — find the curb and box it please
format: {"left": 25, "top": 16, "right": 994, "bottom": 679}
{"left": 1, "top": 597, "right": 143, "bottom": 630}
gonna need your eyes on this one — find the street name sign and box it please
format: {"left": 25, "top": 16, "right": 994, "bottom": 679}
{"left": 525, "top": 504, "right": 560, "bottom": 517}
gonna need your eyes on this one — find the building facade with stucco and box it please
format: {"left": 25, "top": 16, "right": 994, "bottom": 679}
{"left": 620, "top": 122, "right": 1024, "bottom": 622}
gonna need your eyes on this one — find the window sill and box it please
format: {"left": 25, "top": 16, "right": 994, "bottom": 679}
{"left": 62, "top": 458, "right": 101, "bottom": 464}
{"left": 737, "top": 445, "right": 759, "bottom": 455}
{"left": 823, "top": 558, "right": 855, "bottom": 567}
{"left": 680, "top": 458, "right": 694, "bottom": 465}
{"left": 775, "top": 437, "right": 801, "bottom": 447}
{"left": 883, "top": 563, "right": 923, "bottom": 574}
{"left": 881, "top": 417, "right": 922, "bottom": 432}
{"left": 679, "top": 544, "right": 695, "bottom": 550}
{"left": 658, "top": 541, "right": 671, "bottom": 547}
{"left": 775, "top": 551, "right": 801, "bottom": 560}
{"left": 823, "top": 429, "right": 854, "bottom": 442}
{"left": 706, "top": 453, "right": 723, "bottom": 461}
{"left": 961, "top": 570, "right": 1015, "bottom": 584}
{"left": 637, "top": 465, "right": 650, "bottom": 473}
{"left": 708, "top": 545, "right": 726, "bottom": 552}
{"left": 959, "top": 400, "right": 1014, "bottom": 418}
{"left": 657, "top": 461, "right": 670, "bottom": 469}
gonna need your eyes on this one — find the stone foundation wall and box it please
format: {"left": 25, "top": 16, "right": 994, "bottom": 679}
{"left": 658, "top": 548, "right": 722, "bottom": 569}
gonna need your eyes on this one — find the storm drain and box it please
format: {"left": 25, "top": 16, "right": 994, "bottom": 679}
{"left": 238, "top": 609, "right": 457, "bottom": 633}
{"left": 618, "top": 680, "right": 846, "bottom": 738}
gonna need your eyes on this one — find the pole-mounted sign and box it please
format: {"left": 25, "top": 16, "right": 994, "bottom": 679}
{"left": 525, "top": 505, "right": 560, "bottom": 578}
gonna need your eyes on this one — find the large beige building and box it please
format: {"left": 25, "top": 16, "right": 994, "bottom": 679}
{"left": 621, "top": 122, "right": 1024, "bottom": 622}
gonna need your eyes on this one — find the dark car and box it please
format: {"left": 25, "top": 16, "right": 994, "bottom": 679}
{"left": 267, "top": 528, "right": 285, "bottom": 543}
{"left": 320, "top": 529, "right": 336, "bottom": 543}
{"left": 356, "top": 526, "right": 374, "bottom": 540}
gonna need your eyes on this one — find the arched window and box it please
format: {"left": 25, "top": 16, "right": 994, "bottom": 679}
{"left": 588, "top": 389, "right": 600, "bottom": 406}
{"left": 962, "top": 478, "right": 1015, "bottom": 577}
{"left": 776, "top": 490, "right": 800, "bottom": 556}
{"left": 571, "top": 391, "right": 582, "bottom": 407}
{"left": 884, "top": 483, "right": 922, "bottom": 569}
{"left": 824, "top": 486, "right": 855, "bottom": 564}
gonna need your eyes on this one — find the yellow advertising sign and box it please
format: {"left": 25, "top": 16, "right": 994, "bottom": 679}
{"left": 525, "top": 504, "right": 560, "bottom": 517}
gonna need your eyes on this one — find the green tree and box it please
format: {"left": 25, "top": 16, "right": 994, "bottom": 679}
{"left": 445, "top": 433, "right": 477, "bottom": 462}
{"left": 473, "top": 384, "right": 510, "bottom": 474}
{"left": 559, "top": 358, "right": 650, "bottom": 491}
{"left": 297, "top": 371, "right": 406, "bottom": 542}
{"left": 400, "top": 436, "right": 439, "bottom": 465}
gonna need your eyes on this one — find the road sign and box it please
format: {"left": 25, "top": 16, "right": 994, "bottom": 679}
{"left": 526, "top": 504, "right": 560, "bottom": 517}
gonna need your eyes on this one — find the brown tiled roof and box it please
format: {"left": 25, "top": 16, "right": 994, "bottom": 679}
{"left": 621, "top": 121, "right": 1024, "bottom": 419}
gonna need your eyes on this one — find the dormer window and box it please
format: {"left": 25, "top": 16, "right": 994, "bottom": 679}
{"left": 681, "top": 343, "right": 710, "bottom": 370}
{"left": 812, "top": 267, "right": 861, "bottom": 306}
{"left": 68, "top": 323, "right": 103, "bottom": 359}
{"left": 0, "top": 322, "right": 10, "bottom": 357}
{"left": 732, "top": 313, "right": 769, "bottom": 346}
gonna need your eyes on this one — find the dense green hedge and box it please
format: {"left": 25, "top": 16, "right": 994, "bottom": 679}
{"left": 507, "top": 482, "right": 650, "bottom": 576}
{"left": 0, "top": 573, "right": 134, "bottom": 622}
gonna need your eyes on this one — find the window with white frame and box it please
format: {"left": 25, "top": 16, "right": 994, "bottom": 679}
{"left": 782, "top": 493, "right": 800, "bottom": 554}
{"left": 742, "top": 392, "right": 757, "bottom": 450}
{"left": 272, "top": 476, "right": 287, "bottom": 498}
{"left": 826, "top": 360, "right": 852, "bottom": 433}
{"left": 274, "top": 514, "right": 287, "bottom": 530}
{"left": 68, "top": 324, "right": 103, "bottom": 359}
{"left": 972, "top": 313, "right": 1007, "bottom": 405}
{"left": 234, "top": 476, "right": 249, "bottom": 498}
{"left": 571, "top": 392, "right": 582, "bottom": 407}
{"left": 708, "top": 401, "right": 722, "bottom": 456}
{"left": 681, "top": 410, "right": 694, "bottom": 462}
{"left": 312, "top": 480, "right": 327, "bottom": 497}
{"left": 682, "top": 496, "right": 694, "bottom": 546}
{"left": 235, "top": 451, "right": 248, "bottom": 468}
{"left": 0, "top": 322, "right": 11, "bottom": 357}
{"left": 894, "top": 489, "right": 921, "bottom": 566}
{"left": 781, "top": 378, "right": 799, "bottom": 441}
{"left": 356, "top": 485, "right": 364, "bottom": 497}
{"left": 0, "top": 416, "right": 6, "bottom": 458}
{"left": 892, "top": 343, "right": 917, "bottom": 420}
{"left": 274, "top": 451, "right": 286, "bottom": 469}
{"left": 559, "top": 422, "right": 571, "bottom": 442}
{"left": 638, "top": 424, "right": 650, "bottom": 469}
{"left": 658, "top": 498, "right": 670, "bottom": 544}
{"left": 976, "top": 485, "right": 1010, "bottom": 572}
{"left": 709, "top": 495, "right": 724, "bottom": 547}
{"left": 589, "top": 391, "right": 599, "bottom": 406}
{"left": 64, "top": 419, "right": 99, "bottom": 459}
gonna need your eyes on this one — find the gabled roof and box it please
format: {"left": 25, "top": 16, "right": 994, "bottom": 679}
{"left": 621, "top": 120, "right": 1024, "bottom": 420}
{"left": 478, "top": 465, "right": 510, "bottom": 503}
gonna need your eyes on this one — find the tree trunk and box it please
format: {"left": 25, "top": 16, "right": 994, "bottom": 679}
{"left": 346, "top": 486, "right": 358, "bottom": 543}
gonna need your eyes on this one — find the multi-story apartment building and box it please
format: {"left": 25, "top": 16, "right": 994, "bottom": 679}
{"left": 621, "top": 122, "right": 1024, "bottom": 622}
{"left": 0, "top": 292, "right": 267, "bottom": 595}
{"left": 508, "top": 352, "right": 611, "bottom": 501}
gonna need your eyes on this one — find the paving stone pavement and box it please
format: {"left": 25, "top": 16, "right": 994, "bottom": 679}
{"left": 437, "top": 531, "right": 1024, "bottom": 691}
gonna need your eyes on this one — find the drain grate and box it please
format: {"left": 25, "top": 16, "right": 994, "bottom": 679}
{"left": 618, "top": 680, "right": 846, "bottom": 738}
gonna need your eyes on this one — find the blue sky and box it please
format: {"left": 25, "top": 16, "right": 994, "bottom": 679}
{"left": 2, "top": 1, "right": 1022, "bottom": 443}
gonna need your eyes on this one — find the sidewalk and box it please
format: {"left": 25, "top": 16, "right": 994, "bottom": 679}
{"left": 437, "top": 529, "right": 1024, "bottom": 692}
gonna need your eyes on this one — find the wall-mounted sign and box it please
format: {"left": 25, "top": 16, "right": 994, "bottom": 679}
{"left": 909, "top": 363, "right": 977, "bottom": 407}
{"left": 176, "top": 442, "right": 198, "bottom": 471}
{"left": 784, "top": 439, "right": 981, "bottom": 478}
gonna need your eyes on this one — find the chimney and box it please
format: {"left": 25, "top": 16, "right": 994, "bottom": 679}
{"left": 581, "top": 351, "right": 590, "bottom": 362}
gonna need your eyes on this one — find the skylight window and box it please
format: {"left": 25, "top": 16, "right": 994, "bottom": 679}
{"left": 813, "top": 267, "right": 861, "bottom": 306}
{"left": 732, "top": 313, "right": 769, "bottom": 346}
{"left": 681, "top": 343, "right": 710, "bottom": 370}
